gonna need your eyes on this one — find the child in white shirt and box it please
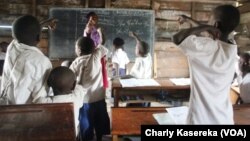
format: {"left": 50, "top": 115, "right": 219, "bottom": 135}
{"left": 70, "top": 37, "right": 110, "bottom": 141}
{"left": 1, "top": 15, "right": 52, "bottom": 104}
{"left": 35, "top": 66, "right": 86, "bottom": 137}
{"left": 129, "top": 32, "right": 152, "bottom": 79}
{"left": 112, "top": 37, "right": 129, "bottom": 76}
{"left": 239, "top": 53, "right": 250, "bottom": 103}
{"left": 125, "top": 32, "right": 152, "bottom": 107}
{"left": 173, "top": 5, "right": 240, "bottom": 124}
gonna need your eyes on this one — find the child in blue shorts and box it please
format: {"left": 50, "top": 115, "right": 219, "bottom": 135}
{"left": 70, "top": 37, "right": 110, "bottom": 141}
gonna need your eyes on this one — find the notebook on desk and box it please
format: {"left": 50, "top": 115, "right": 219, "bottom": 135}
{"left": 119, "top": 78, "right": 160, "bottom": 87}
{"left": 153, "top": 106, "right": 189, "bottom": 125}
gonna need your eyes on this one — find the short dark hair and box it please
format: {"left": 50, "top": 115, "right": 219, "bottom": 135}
{"left": 239, "top": 53, "right": 250, "bottom": 73}
{"left": 138, "top": 41, "right": 149, "bottom": 57}
{"left": 0, "top": 41, "right": 9, "bottom": 53}
{"left": 86, "top": 12, "right": 97, "bottom": 20}
{"left": 213, "top": 5, "right": 240, "bottom": 34}
{"left": 113, "top": 37, "right": 124, "bottom": 50}
{"left": 12, "top": 15, "right": 41, "bottom": 44}
{"left": 77, "top": 37, "right": 95, "bottom": 55}
{"left": 47, "top": 66, "right": 76, "bottom": 95}
{"left": 0, "top": 60, "right": 4, "bottom": 75}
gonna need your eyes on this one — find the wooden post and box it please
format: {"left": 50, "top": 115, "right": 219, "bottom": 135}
{"left": 85, "top": 0, "right": 89, "bottom": 8}
{"left": 32, "top": 0, "right": 36, "bottom": 16}
{"left": 191, "top": 2, "right": 196, "bottom": 26}
{"left": 105, "top": 0, "right": 111, "bottom": 8}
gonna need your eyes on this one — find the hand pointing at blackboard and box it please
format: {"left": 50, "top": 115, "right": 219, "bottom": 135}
{"left": 83, "top": 12, "right": 104, "bottom": 46}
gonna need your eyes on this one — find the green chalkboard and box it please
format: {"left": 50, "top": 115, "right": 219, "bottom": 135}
{"left": 49, "top": 8, "right": 155, "bottom": 60}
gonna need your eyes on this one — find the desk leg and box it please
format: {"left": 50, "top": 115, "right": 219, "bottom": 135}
{"left": 114, "top": 89, "right": 120, "bottom": 107}
{"left": 112, "top": 135, "right": 119, "bottom": 141}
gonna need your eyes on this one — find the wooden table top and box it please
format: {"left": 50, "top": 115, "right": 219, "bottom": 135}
{"left": 112, "top": 78, "right": 190, "bottom": 90}
{"left": 111, "top": 107, "right": 166, "bottom": 135}
{"left": 112, "top": 104, "right": 250, "bottom": 135}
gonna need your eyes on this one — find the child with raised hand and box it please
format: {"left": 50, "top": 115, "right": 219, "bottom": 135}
{"left": 112, "top": 37, "right": 130, "bottom": 77}
{"left": 238, "top": 53, "right": 250, "bottom": 103}
{"left": 172, "top": 5, "right": 240, "bottom": 124}
{"left": 124, "top": 32, "right": 152, "bottom": 107}
{"left": 35, "top": 66, "right": 86, "bottom": 137}
{"left": 129, "top": 31, "right": 152, "bottom": 79}
{"left": 83, "top": 11, "right": 108, "bottom": 89}
{"left": 70, "top": 37, "right": 110, "bottom": 141}
{"left": 0, "top": 15, "right": 52, "bottom": 104}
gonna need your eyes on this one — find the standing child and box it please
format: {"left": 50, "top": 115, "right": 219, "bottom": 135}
{"left": 0, "top": 15, "right": 52, "bottom": 104}
{"left": 172, "top": 5, "right": 240, "bottom": 124}
{"left": 238, "top": 53, "right": 250, "bottom": 103}
{"left": 83, "top": 12, "right": 108, "bottom": 89}
{"left": 35, "top": 66, "right": 86, "bottom": 137}
{"left": 70, "top": 37, "right": 110, "bottom": 141}
{"left": 112, "top": 37, "right": 130, "bottom": 77}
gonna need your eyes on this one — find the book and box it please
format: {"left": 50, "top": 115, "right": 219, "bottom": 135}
{"left": 119, "top": 78, "right": 160, "bottom": 87}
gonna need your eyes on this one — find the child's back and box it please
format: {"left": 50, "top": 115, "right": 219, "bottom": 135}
{"left": 173, "top": 5, "right": 240, "bottom": 124}
{"left": 1, "top": 15, "right": 52, "bottom": 104}
{"left": 70, "top": 37, "right": 110, "bottom": 141}
{"left": 35, "top": 66, "right": 86, "bottom": 136}
{"left": 70, "top": 37, "right": 108, "bottom": 103}
{"left": 112, "top": 37, "right": 129, "bottom": 76}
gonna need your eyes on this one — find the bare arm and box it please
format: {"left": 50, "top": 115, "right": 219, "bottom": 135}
{"left": 172, "top": 25, "right": 220, "bottom": 45}
{"left": 40, "top": 18, "right": 58, "bottom": 30}
{"left": 178, "top": 15, "right": 202, "bottom": 27}
{"left": 97, "top": 27, "right": 105, "bottom": 45}
{"left": 129, "top": 31, "right": 141, "bottom": 44}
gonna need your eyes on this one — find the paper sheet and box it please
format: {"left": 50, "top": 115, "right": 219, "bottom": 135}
{"left": 153, "top": 113, "right": 175, "bottom": 125}
{"left": 166, "top": 106, "right": 189, "bottom": 124}
{"left": 170, "top": 78, "right": 190, "bottom": 86}
{"left": 119, "top": 78, "right": 160, "bottom": 87}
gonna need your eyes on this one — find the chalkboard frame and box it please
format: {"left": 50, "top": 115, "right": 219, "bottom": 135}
{"left": 49, "top": 8, "right": 155, "bottom": 61}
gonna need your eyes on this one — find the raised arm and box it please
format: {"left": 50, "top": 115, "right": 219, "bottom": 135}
{"left": 178, "top": 15, "right": 202, "bottom": 27}
{"left": 40, "top": 18, "right": 58, "bottom": 30}
{"left": 172, "top": 25, "right": 221, "bottom": 45}
{"left": 129, "top": 31, "right": 141, "bottom": 44}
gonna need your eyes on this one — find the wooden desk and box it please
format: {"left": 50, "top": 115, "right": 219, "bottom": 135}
{"left": 230, "top": 86, "right": 240, "bottom": 104}
{"left": 111, "top": 107, "right": 165, "bottom": 141}
{"left": 112, "top": 78, "right": 190, "bottom": 107}
{"left": 0, "top": 103, "right": 75, "bottom": 141}
{"left": 112, "top": 105, "right": 250, "bottom": 141}
{"left": 234, "top": 104, "right": 250, "bottom": 124}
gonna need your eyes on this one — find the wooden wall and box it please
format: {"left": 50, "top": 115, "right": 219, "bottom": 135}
{"left": 1, "top": 0, "right": 247, "bottom": 78}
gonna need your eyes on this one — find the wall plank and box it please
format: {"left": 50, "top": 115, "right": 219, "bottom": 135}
{"left": 110, "top": 0, "right": 151, "bottom": 9}
{"left": 89, "top": 0, "right": 105, "bottom": 8}
{"left": 156, "top": 10, "right": 191, "bottom": 20}
{"left": 156, "top": 1, "right": 191, "bottom": 10}
{"left": 36, "top": 0, "right": 83, "bottom": 5}
{"left": 154, "top": 42, "right": 189, "bottom": 78}
{"left": 8, "top": 4, "right": 32, "bottom": 15}
{"left": 194, "top": 3, "right": 218, "bottom": 11}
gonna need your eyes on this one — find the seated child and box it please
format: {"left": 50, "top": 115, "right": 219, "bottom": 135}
{"left": 129, "top": 32, "right": 152, "bottom": 79}
{"left": 112, "top": 37, "right": 130, "bottom": 77}
{"left": 125, "top": 32, "right": 152, "bottom": 107}
{"left": 239, "top": 53, "right": 250, "bottom": 103}
{"left": 35, "top": 66, "right": 86, "bottom": 136}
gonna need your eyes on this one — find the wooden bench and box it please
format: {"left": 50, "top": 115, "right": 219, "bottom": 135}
{"left": 0, "top": 103, "right": 75, "bottom": 141}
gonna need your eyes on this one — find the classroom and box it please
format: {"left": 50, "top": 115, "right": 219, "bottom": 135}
{"left": 0, "top": 0, "right": 250, "bottom": 141}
